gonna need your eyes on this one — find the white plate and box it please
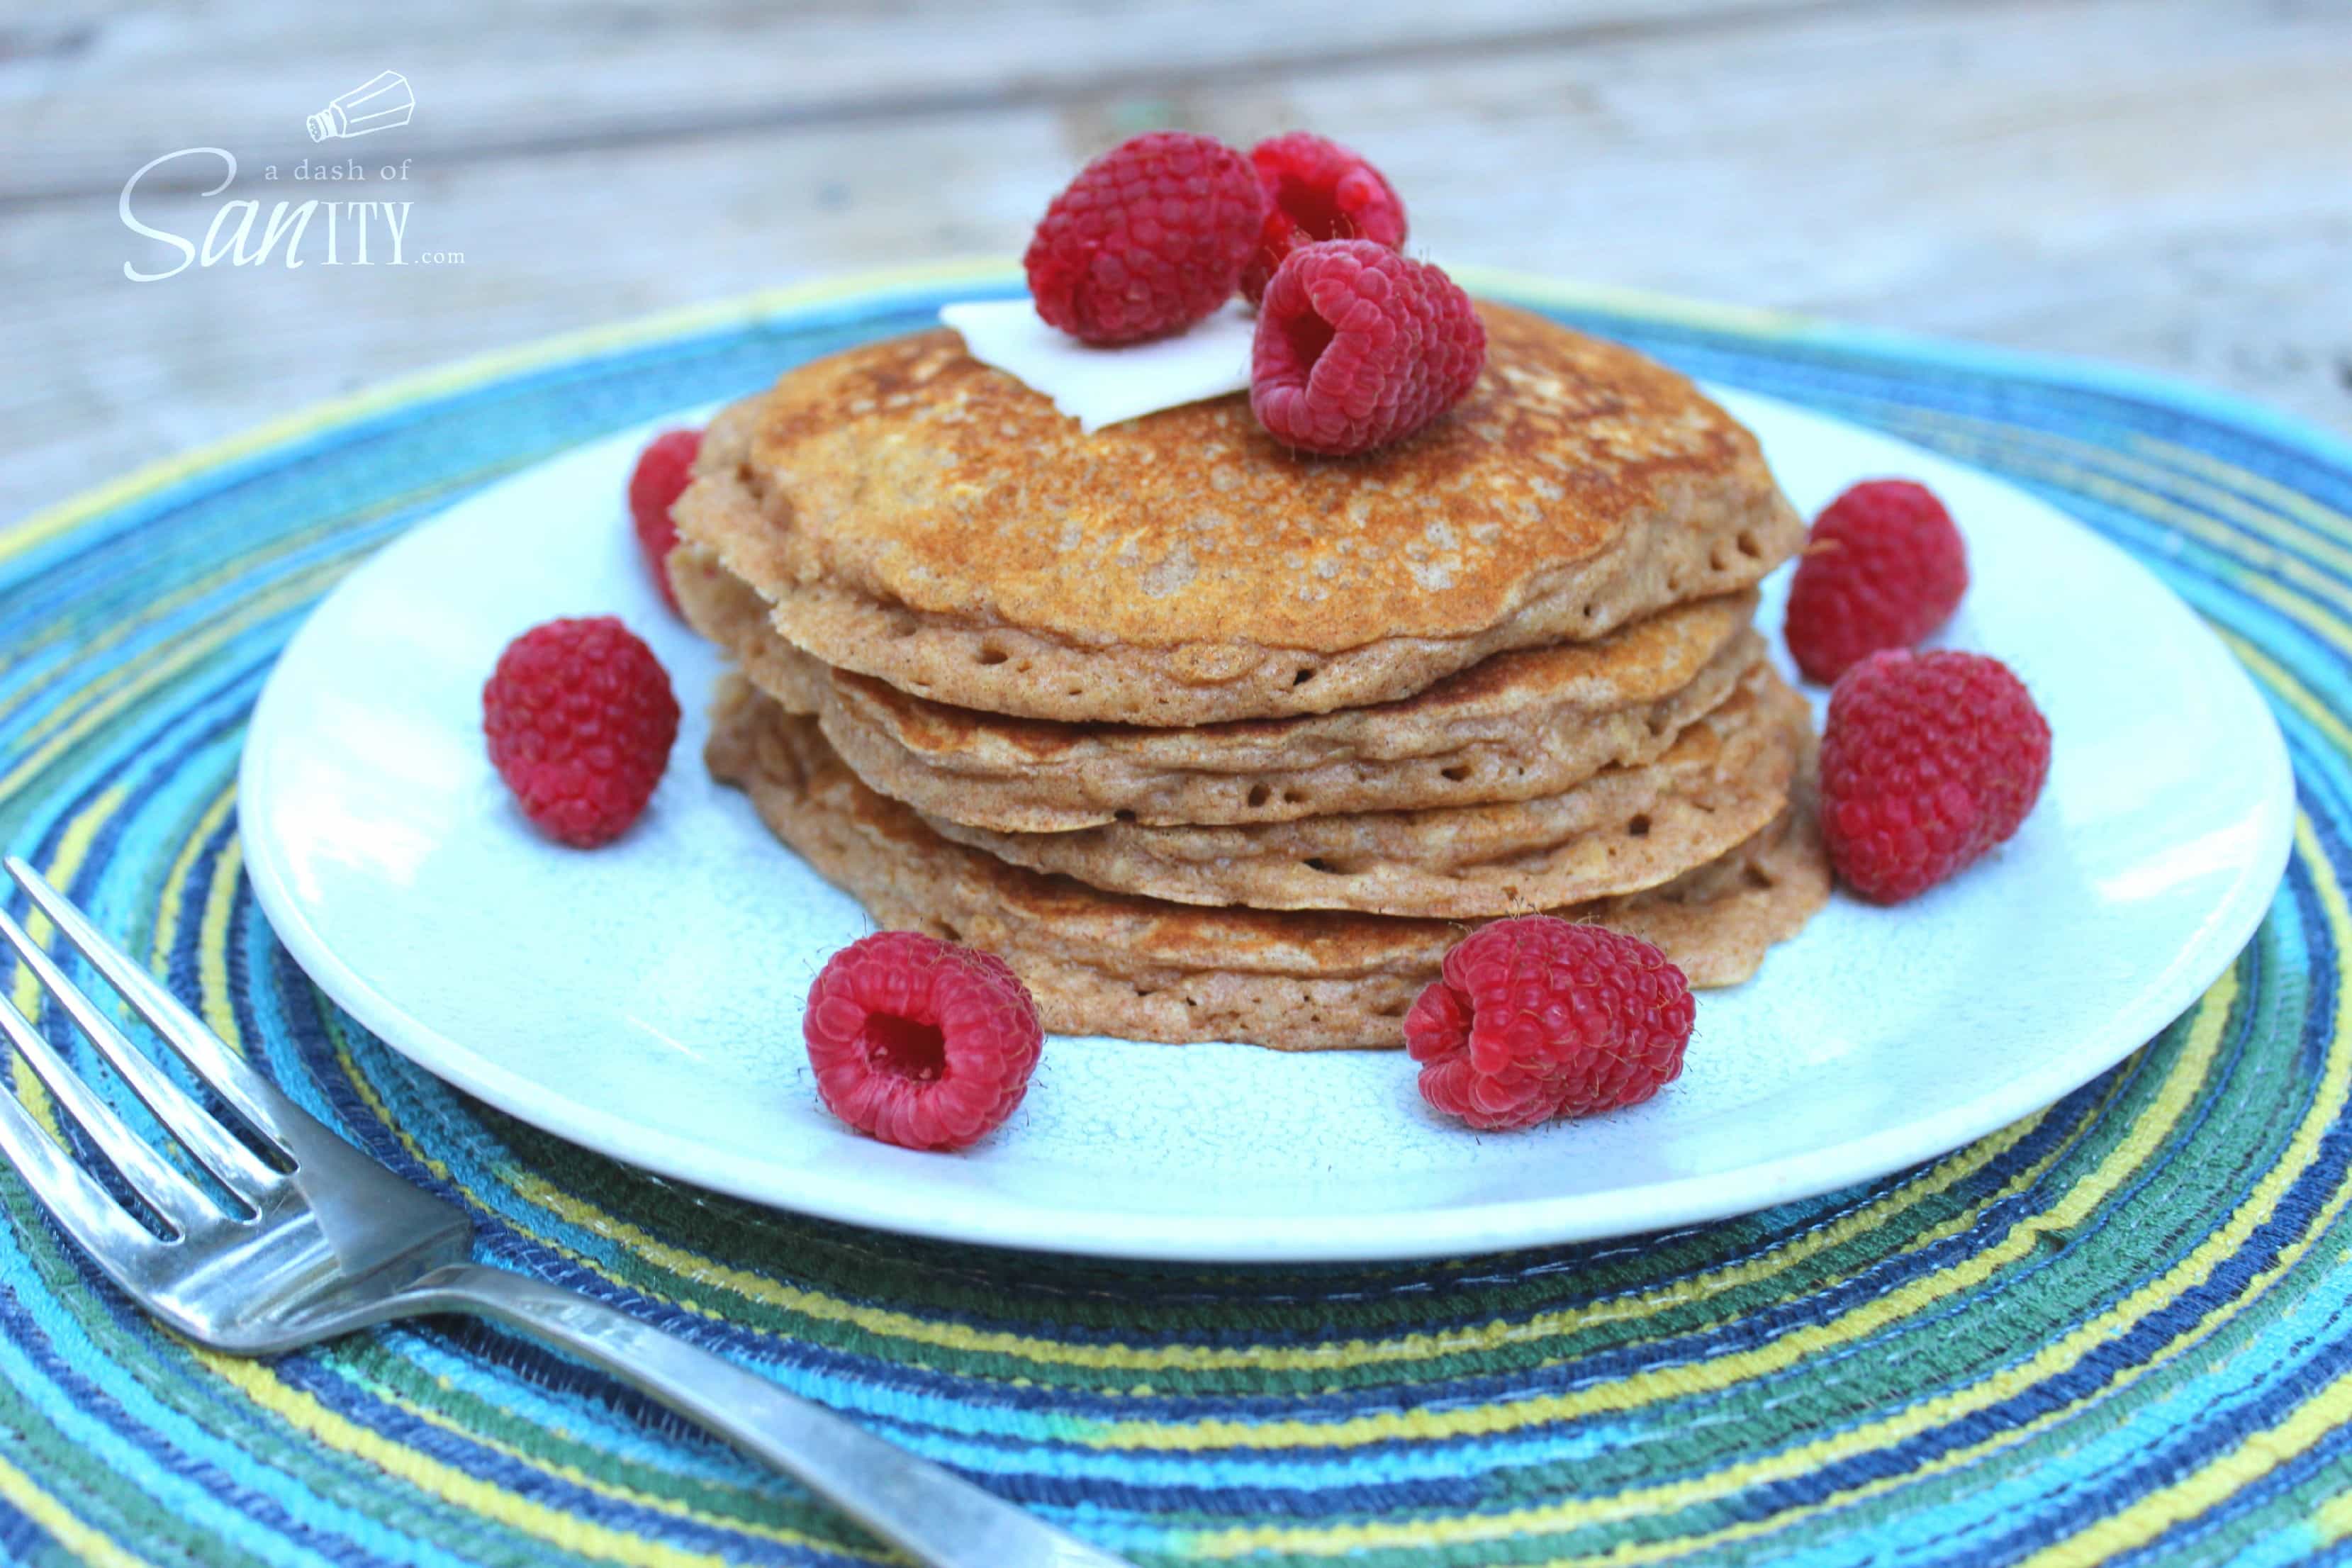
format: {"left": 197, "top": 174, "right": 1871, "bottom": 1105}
{"left": 237, "top": 388, "right": 2294, "bottom": 1262}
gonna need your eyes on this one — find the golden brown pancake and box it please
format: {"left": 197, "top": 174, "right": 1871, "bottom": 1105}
{"left": 921, "top": 665, "right": 1805, "bottom": 917}
{"left": 705, "top": 677, "right": 1830, "bottom": 1050}
{"left": 673, "top": 304, "right": 1803, "bottom": 724}
{"left": 673, "top": 542, "right": 1764, "bottom": 831}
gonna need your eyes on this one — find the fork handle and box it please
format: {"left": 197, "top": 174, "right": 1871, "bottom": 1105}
{"left": 406, "top": 1265, "right": 1130, "bottom": 1568}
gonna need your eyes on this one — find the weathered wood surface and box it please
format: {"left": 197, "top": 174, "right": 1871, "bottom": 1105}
{"left": 4, "top": 0, "right": 2348, "bottom": 525}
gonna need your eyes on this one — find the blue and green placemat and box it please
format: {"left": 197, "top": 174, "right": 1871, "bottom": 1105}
{"left": 6, "top": 262, "right": 2352, "bottom": 1566}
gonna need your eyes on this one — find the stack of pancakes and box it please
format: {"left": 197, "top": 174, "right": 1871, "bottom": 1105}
{"left": 672, "top": 304, "right": 1831, "bottom": 1050}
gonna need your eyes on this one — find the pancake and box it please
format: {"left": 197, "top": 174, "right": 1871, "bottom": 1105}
{"left": 921, "top": 664, "right": 1805, "bottom": 917}
{"left": 673, "top": 303, "right": 1803, "bottom": 724}
{"left": 705, "top": 676, "right": 1830, "bottom": 1051}
{"left": 673, "top": 542, "right": 1765, "bottom": 831}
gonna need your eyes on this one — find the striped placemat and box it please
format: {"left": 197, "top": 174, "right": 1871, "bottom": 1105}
{"left": 4, "top": 263, "right": 2350, "bottom": 1566}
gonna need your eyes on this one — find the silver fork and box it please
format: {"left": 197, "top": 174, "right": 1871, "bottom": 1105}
{"left": 0, "top": 855, "right": 1129, "bottom": 1568}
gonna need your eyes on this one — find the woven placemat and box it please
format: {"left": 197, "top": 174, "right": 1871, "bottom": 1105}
{"left": 4, "top": 264, "right": 2350, "bottom": 1567}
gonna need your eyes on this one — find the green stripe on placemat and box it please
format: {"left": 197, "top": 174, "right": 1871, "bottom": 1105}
{"left": 5, "top": 262, "right": 2352, "bottom": 1565}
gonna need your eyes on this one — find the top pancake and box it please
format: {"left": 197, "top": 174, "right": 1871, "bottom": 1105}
{"left": 674, "top": 303, "right": 1803, "bottom": 724}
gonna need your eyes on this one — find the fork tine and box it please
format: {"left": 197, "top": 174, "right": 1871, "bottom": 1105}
{"left": 6, "top": 858, "right": 293, "bottom": 1155}
{"left": 0, "top": 904, "right": 281, "bottom": 1212}
{"left": 0, "top": 984, "right": 214, "bottom": 1236}
{"left": 0, "top": 1077, "right": 169, "bottom": 1276}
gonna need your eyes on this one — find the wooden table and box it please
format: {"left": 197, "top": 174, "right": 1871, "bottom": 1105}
{"left": 6, "top": 0, "right": 2348, "bottom": 526}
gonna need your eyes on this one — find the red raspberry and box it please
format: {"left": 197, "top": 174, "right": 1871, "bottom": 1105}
{"left": 1783, "top": 479, "right": 1969, "bottom": 683}
{"left": 803, "top": 931, "right": 1043, "bottom": 1152}
{"left": 481, "top": 617, "right": 680, "bottom": 848}
{"left": 1820, "top": 649, "right": 2051, "bottom": 904}
{"left": 1251, "top": 241, "right": 1486, "bottom": 457}
{"left": 1406, "top": 917, "right": 1694, "bottom": 1131}
{"left": 627, "top": 428, "right": 701, "bottom": 615}
{"left": 1239, "top": 132, "right": 1409, "bottom": 306}
{"left": 1024, "top": 131, "right": 1264, "bottom": 346}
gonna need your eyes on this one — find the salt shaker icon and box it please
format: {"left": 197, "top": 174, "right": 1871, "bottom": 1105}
{"left": 306, "top": 72, "right": 414, "bottom": 141}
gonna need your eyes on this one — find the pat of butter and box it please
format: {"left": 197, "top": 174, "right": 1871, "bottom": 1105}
{"left": 939, "top": 299, "right": 1253, "bottom": 432}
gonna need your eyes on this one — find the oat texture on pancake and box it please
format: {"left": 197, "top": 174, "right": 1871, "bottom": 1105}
{"left": 919, "top": 666, "right": 1808, "bottom": 918}
{"left": 674, "top": 544, "right": 1766, "bottom": 831}
{"left": 671, "top": 303, "right": 1803, "bottom": 724}
{"left": 705, "top": 678, "right": 1829, "bottom": 1049}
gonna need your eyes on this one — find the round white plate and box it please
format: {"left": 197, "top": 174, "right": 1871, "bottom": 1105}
{"left": 238, "top": 388, "right": 2294, "bottom": 1262}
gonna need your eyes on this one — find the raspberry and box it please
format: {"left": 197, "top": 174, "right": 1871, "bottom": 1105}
{"left": 1024, "top": 131, "right": 1265, "bottom": 346}
{"left": 802, "top": 931, "right": 1043, "bottom": 1151}
{"left": 1250, "top": 240, "right": 1484, "bottom": 458}
{"left": 1783, "top": 479, "right": 1969, "bottom": 683}
{"left": 627, "top": 428, "right": 701, "bottom": 615}
{"left": 1406, "top": 917, "right": 1694, "bottom": 1131}
{"left": 1820, "top": 649, "right": 2051, "bottom": 903}
{"left": 481, "top": 617, "right": 680, "bottom": 848}
{"left": 1239, "top": 132, "right": 1409, "bottom": 305}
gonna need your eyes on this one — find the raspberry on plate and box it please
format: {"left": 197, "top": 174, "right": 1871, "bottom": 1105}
{"left": 1024, "top": 130, "right": 1265, "bottom": 346}
{"left": 1250, "top": 240, "right": 1486, "bottom": 457}
{"left": 627, "top": 428, "right": 701, "bottom": 615}
{"left": 1820, "top": 649, "right": 2051, "bottom": 903}
{"left": 1405, "top": 916, "right": 1694, "bottom": 1131}
{"left": 481, "top": 616, "right": 680, "bottom": 848}
{"left": 803, "top": 931, "right": 1043, "bottom": 1152}
{"left": 1783, "top": 479, "right": 1969, "bottom": 683}
{"left": 1239, "top": 131, "right": 1409, "bottom": 306}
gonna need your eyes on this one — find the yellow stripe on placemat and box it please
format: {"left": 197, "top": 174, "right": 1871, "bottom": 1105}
{"left": 1179, "top": 826, "right": 2336, "bottom": 1559}
{"left": 367, "top": 1383, "right": 893, "bottom": 1566}
{"left": 501, "top": 1105, "right": 2059, "bottom": 1381}
{"left": 5, "top": 515, "right": 388, "bottom": 744}
{"left": 1165, "top": 971, "right": 2236, "bottom": 1556}
{"left": 2227, "top": 637, "right": 2348, "bottom": 756}
{"left": 1862, "top": 423, "right": 2352, "bottom": 650}
{"left": 2022, "top": 1360, "right": 2352, "bottom": 1566}
{"left": 0, "top": 557, "right": 353, "bottom": 807}
{"left": 191, "top": 1348, "right": 756, "bottom": 1568}
{"left": 2304, "top": 1449, "right": 2352, "bottom": 1550}
{"left": 0, "top": 259, "right": 1021, "bottom": 571}
{"left": 1997, "top": 820, "right": 2352, "bottom": 1568}
{"left": 2129, "top": 433, "right": 2352, "bottom": 546}
{"left": 1127, "top": 970, "right": 2228, "bottom": 1458}
{"left": 194, "top": 835, "right": 244, "bottom": 1055}
{"left": 0, "top": 1449, "right": 151, "bottom": 1568}
{"left": 324, "top": 1019, "right": 454, "bottom": 1187}
{"left": 150, "top": 785, "right": 236, "bottom": 987}
{"left": 7, "top": 785, "right": 128, "bottom": 1022}
{"left": 9, "top": 785, "right": 132, "bottom": 1135}
{"left": 1867, "top": 405, "right": 2352, "bottom": 581}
